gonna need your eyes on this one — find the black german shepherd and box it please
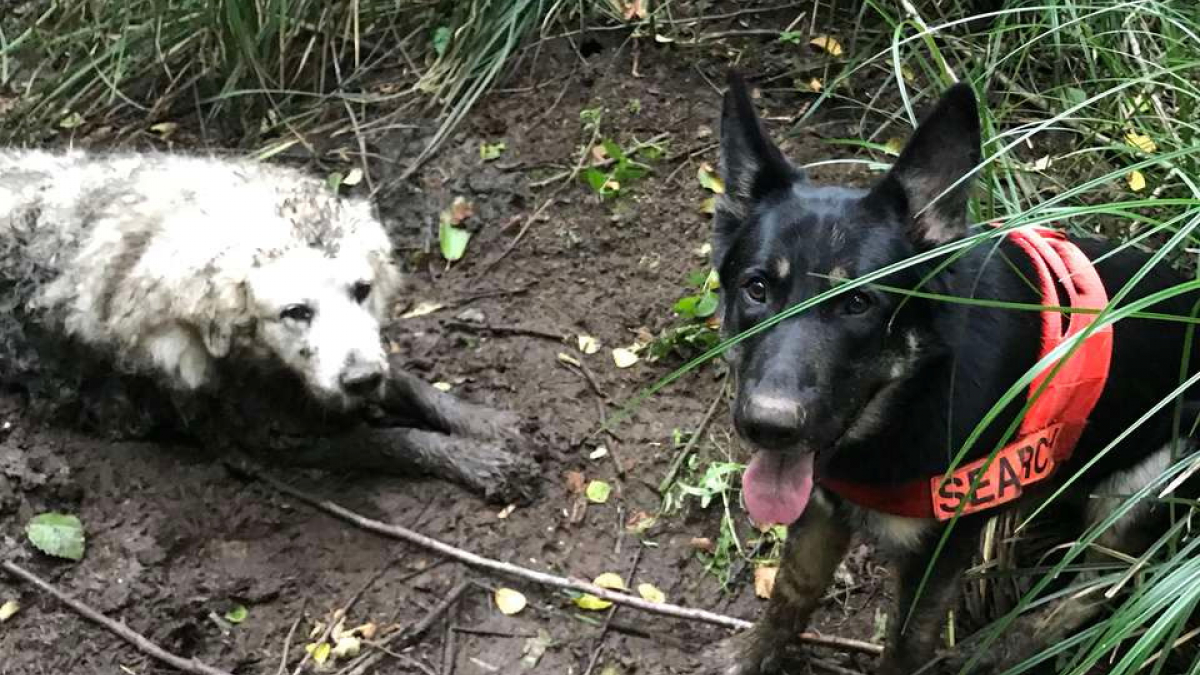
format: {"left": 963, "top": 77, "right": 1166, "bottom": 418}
{"left": 708, "top": 73, "right": 1200, "bottom": 674}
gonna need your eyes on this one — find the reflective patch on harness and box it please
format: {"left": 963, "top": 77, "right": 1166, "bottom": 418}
{"left": 930, "top": 423, "right": 1063, "bottom": 520}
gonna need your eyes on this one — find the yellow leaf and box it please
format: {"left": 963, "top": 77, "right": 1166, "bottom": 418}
{"left": 432, "top": 382, "right": 452, "bottom": 392}
{"left": 700, "top": 196, "right": 717, "bottom": 215}
{"left": 594, "top": 572, "right": 626, "bottom": 590}
{"left": 351, "top": 622, "right": 377, "bottom": 640}
{"left": 577, "top": 335, "right": 600, "bottom": 355}
{"left": 1127, "top": 170, "right": 1147, "bottom": 192}
{"left": 808, "top": 78, "right": 823, "bottom": 93}
{"left": 1125, "top": 130, "right": 1157, "bottom": 154}
{"left": 901, "top": 66, "right": 916, "bottom": 83}
{"left": 343, "top": 168, "right": 364, "bottom": 186}
{"left": 305, "top": 642, "right": 332, "bottom": 665}
{"left": 697, "top": 163, "right": 725, "bottom": 194}
{"left": 754, "top": 566, "right": 778, "bottom": 599}
{"left": 612, "top": 347, "right": 640, "bottom": 368}
{"left": 495, "top": 588, "right": 528, "bottom": 615}
{"left": 149, "top": 122, "right": 178, "bottom": 137}
{"left": 575, "top": 593, "right": 613, "bottom": 610}
{"left": 332, "top": 635, "right": 361, "bottom": 659}
{"left": 0, "top": 599, "right": 18, "bottom": 622}
{"left": 400, "top": 301, "right": 445, "bottom": 319}
{"left": 884, "top": 138, "right": 905, "bottom": 156}
{"left": 809, "top": 35, "right": 843, "bottom": 57}
{"left": 637, "top": 583, "right": 666, "bottom": 603}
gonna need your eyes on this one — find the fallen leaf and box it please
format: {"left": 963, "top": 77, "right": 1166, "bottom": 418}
{"left": 149, "top": 122, "right": 178, "bottom": 138}
{"left": 589, "top": 446, "right": 608, "bottom": 460}
{"left": 0, "top": 600, "right": 18, "bottom": 622}
{"left": 565, "top": 471, "right": 587, "bottom": 494}
{"left": 809, "top": 35, "right": 843, "bottom": 57}
{"left": 591, "top": 145, "right": 609, "bottom": 163}
{"left": 754, "top": 566, "right": 779, "bottom": 599}
{"left": 1127, "top": 170, "right": 1147, "bottom": 192}
{"left": 625, "top": 511, "right": 657, "bottom": 534}
{"left": 637, "top": 583, "right": 666, "bottom": 603}
{"left": 58, "top": 112, "right": 84, "bottom": 129}
{"left": 1125, "top": 130, "right": 1157, "bottom": 154}
{"left": 26, "top": 512, "right": 85, "bottom": 561}
{"left": 305, "top": 642, "right": 332, "bottom": 665}
{"left": 439, "top": 219, "right": 471, "bottom": 262}
{"left": 332, "top": 635, "right": 361, "bottom": 659}
{"left": 400, "top": 301, "right": 445, "bottom": 319}
{"left": 901, "top": 66, "right": 916, "bottom": 82}
{"left": 557, "top": 352, "right": 583, "bottom": 368}
{"left": 497, "top": 504, "right": 517, "bottom": 519}
{"left": 480, "top": 142, "right": 507, "bottom": 161}
{"left": 352, "top": 622, "right": 377, "bottom": 640}
{"left": 696, "top": 242, "right": 713, "bottom": 258}
{"left": 574, "top": 593, "right": 613, "bottom": 610}
{"left": 594, "top": 572, "right": 626, "bottom": 590}
{"left": 521, "top": 629, "right": 553, "bottom": 668}
{"left": 586, "top": 480, "right": 612, "bottom": 503}
{"left": 577, "top": 335, "right": 600, "bottom": 355}
{"left": 808, "top": 78, "right": 823, "bottom": 92}
{"left": 700, "top": 196, "right": 717, "bottom": 215}
{"left": 342, "top": 167, "right": 364, "bottom": 186}
{"left": 654, "top": 33, "right": 674, "bottom": 43}
{"left": 495, "top": 588, "right": 528, "bottom": 615}
{"left": 612, "top": 348, "right": 639, "bottom": 368}
{"left": 622, "top": 0, "right": 647, "bottom": 21}
{"left": 884, "top": 137, "right": 905, "bottom": 156}
{"left": 449, "top": 196, "right": 475, "bottom": 224}
{"left": 697, "top": 163, "right": 725, "bottom": 194}
{"left": 690, "top": 537, "right": 714, "bottom": 552}
{"left": 224, "top": 604, "right": 248, "bottom": 624}
{"left": 432, "top": 382, "right": 452, "bottom": 392}
{"left": 600, "top": 666, "right": 622, "bottom": 675}
{"left": 1032, "top": 155, "right": 1052, "bottom": 171}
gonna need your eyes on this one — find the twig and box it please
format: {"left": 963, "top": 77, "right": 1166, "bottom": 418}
{"left": 340, "top": 581, "right": 472, "bottom": 675}
{"left": 659, "top": 383, "right": 726, "bottom": 493}
{"left": 236, "top": 463, "right": 886, "bottom": 656}
{"left": 583, "top": 547, "right": 644, "bottom": 675}
{"left": 277, "top": 600, "right": 308, "bottom": 675}
{"left": 1, "top": 560, "right": 236, "bottom": 675}
{"left": 444, "top": 320, "right": 565, "bottom": 342}
{"left": 449, "top": 283, "right": 536, "bottom": 308}
{"left": 293, "top": 562, "right": 390, "bottom": 675}
{"left": 441, "top": 598, "right": 458, "bottom": 675}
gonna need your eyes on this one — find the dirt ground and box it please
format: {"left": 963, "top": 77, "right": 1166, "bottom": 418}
{"left": 0, "top": 22, "right": 899, "bottom": 675}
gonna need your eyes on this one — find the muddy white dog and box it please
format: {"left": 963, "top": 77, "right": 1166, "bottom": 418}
{"left": 0, "top": 149, "right": 535, "bottom": 502}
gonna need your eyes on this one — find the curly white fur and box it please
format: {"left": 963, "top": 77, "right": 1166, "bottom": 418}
{"left": 0, "top": 148, "right": 402, "bottom": 408}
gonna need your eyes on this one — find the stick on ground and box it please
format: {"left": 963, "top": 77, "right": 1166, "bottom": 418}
{"left": 1, "top": 560, "right": 237, "bottom": 675}
{"left": 234, "top": 462, "right": 884, "bottom": 656}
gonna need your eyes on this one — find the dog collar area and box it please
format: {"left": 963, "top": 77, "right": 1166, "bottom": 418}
{"left": 820, "top": 225, "right": 1114, "bottom": 521}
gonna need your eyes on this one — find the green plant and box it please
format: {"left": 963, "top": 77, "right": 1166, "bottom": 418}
{"left": 581, "top": 138, "right": 659, "bottom": 198}
{"left": 648, "top": 269, "right": 721, "bottom": 361}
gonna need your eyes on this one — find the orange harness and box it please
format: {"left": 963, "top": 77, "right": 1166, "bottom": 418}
{"left": 821, "top": 226, "right": 1114, "bottom": 520}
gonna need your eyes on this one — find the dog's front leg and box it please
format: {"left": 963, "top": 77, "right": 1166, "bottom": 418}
{"left": 280, "top": 427, "right": 539, "bottom": 504}
{"left": 710, "top": 491, "right": 853, "bottom": 674}
{"left": 381, "top": 357, "right": 524, "bottom": 441}
{"left": 878, "top": 520, "right": 983, "bottom": 675}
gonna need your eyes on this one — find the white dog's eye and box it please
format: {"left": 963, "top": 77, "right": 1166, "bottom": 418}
{"left": 352, "top": 281, "right": 372, "bottom": 304}
{"left": 280, "top": 304, "right": 314, "bottom": 323}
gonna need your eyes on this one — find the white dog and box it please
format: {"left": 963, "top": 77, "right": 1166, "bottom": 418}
{"left": 0, "top": 149, "right": 534, "bottom": 502}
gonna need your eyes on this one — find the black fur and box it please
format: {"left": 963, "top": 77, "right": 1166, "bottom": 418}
{"left": 712, "top": 72, "right": 1200, "bottom": 674}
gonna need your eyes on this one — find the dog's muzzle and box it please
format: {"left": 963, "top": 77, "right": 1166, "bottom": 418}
{"left": 339, "top": 364, "right": 385, "bottom": 397}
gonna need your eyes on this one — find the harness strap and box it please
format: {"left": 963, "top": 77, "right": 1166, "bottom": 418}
{"left": 820, "top": 226, "right": 1113, "bottom": 520}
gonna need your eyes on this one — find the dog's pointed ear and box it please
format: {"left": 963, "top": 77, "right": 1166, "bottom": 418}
{"left": 199, "top": 282, "right": 249, "bottom": 359}
{"left": 714, "top": 71, "right": 799, "bottom": 268}
{"left": 867, "top": 82, "right": 981, "bottom": 247}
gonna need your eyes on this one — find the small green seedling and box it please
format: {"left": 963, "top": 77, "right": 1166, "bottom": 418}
{"left": 649, "top": 269, "right": 722, "bottom": 361}
{"left": 581, "top": 139, "right": 657, "bottom": 198}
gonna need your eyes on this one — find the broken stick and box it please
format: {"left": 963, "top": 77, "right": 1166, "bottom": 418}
{"left": 234, "top": 462, "right": 884, "bottom": 656}
{"left": 1, "top": 560, "right": 236, "bottom": 675}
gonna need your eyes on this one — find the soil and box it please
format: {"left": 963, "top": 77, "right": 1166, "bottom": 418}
{"left": 0, "top": 18, "right": 899, "bottom": 675}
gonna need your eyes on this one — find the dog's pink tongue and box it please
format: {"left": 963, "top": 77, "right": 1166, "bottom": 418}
{"left": 742, "top": 451, "right": 815, "bottom": 525}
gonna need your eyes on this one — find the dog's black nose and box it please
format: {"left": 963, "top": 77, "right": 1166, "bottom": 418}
{"left": 340, "top": 367, "right": 384, "bottom": 396}
{"left": 739, "top": 393, "right": 805, "bottom": 450}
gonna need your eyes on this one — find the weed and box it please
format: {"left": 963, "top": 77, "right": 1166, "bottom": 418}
{"left": 648, "top": 269, "right": 721, "bottom": 362}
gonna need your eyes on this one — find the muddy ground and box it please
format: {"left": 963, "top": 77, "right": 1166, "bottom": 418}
{"left": 0, "top": 18, "right": 903, "bottom": 675}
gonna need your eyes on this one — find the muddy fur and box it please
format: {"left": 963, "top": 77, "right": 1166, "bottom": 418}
{"left": 0, "top": 148, "right": 537, "bottom": 502}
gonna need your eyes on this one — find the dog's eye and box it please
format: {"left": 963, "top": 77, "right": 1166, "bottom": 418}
{"left": 280, "top": 304, "right": 314, "bottom": 323}
{"left": 842, "top": 291, "right": 873, "bottom": 315}
{"left": 743, "top": 278, "right": 769, "bottom": 303}
{"left": 352, "top": 281, "right": 372, "bottom": 304}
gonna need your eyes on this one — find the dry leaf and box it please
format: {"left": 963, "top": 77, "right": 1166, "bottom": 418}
{"left": 574, "top": 593, "right": 613, "bottom": 610}
{"left": 1127, "top": 170, "right": 1147, "bottom": 192}
{"left": 1125, "top": 130, "right": 1157, "bottom": 154}
{"left": 700, "top": 196, "right": 717, "bottom": 215}
{"left": 332, "top": 635, "right": 361, "bottom": 659}
{"left": 901, "top": 66, "right": 916, "bottom": 82}
{"left": 594, "top": 572, "right": 626, "bottom": 590}
{"left": 697, "top": 163, "right": 725, "bottom": 194}
{"left": 557, "top": 352, "right": 583, "bottom": 368}
{"left": 343, "top": 168, "right": 364, "bottom": 186}
{"left": 690, "top": 537, "right": 715, "bottom": 552}
{"left": 696, "top": 242, "right": 713, "bottom": 258}
{"left": 625, "top": 511, "right": 657, "bottom": 533}
{"left": 589, "top": 445, "right": 609, "bottom": 460}
{"left": 1032, "top": 155, "right": 1052, "bottom": 171}
{"left": 149, "top": 122, "right": 178, "bottom": 138}
{"left": 497, "top": 503, "right": 517, "bottom": 519}
{"left": 0, "top": 600, "right": 18, "bottom": 622}
{"left": 432, "top": 382, "right": 452, "bottom": 392}
{"left": 305, "top": 642, "right": 332, "bottom": 665}
{"left": 622, "top": 0, "right": 647, "bottom": 20}
{"left": 566, "top": 470, "right": 587, "bottom": 494}
{"left": 809, "top": 35, "right": 843, "bottom": 57}
{"left": 754, "top": 566, "right": 779, "bottom": 599}
{"left": 400, "top": 301, "right": 445, "bottom": 319}
{"left": 449, "top": 196, "right": 475, "bottom": 224}
{"left": 591, "top": 145, "right": 610, "bottom": 163}
{"left": 352, "top": 622, "right": 377, "bottom": 640}
{"left": 884, "top": 137, "right": 905, "bottom": 156}
{"left": 495, "top": 588, "right": 528, "bottom": 615}
{"left": 808, "top": 78, "right": 823, "bottom": 92}
{"left": 637, "top": 583, "right": 666, "bottom": 603}
{"left": 612, "top": 347, "right": 640, "bottom": 368}
{"left": 577, "top": 335, "right": 600, "bottom": 355}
